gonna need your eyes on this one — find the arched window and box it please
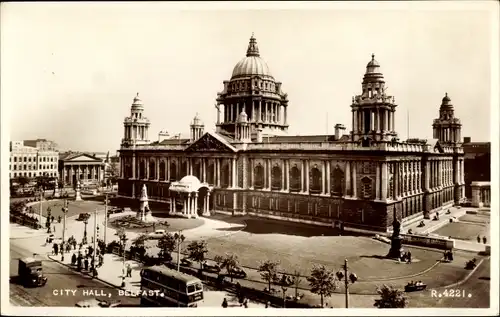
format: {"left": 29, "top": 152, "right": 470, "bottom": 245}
{"left": 221, "top": 163, "right": 230, "bottom": 188}
{"left": 207, "top": 163, "right": 215, "bottom": 185}
{"left": 289, "top": 166, "right": 301, "bottom": 192}
{"left": 310, "top": 167, "right": 321, "bottom": 193}
{"left": 271, "top": 166, "right": 282, "bottom": 190}
{"left": 149, "top": 160, "right": 156, "bottom": 179}
{"left": 159, "top": 161, "right": 166, "bottom": 181}
{"left": 361, "top": 177, "right": 373, "bottom": 199}
{"left": 332, "top": 167, "right": 344, "bottom": 195}
{"left": 170, "top": 162, "right": 177, "bottom": 181}
{"left": 254, "top": 164, "right": 265, "bottom": 189}
{"left": 139, "top": 161, "right": 146, "bottom": 179}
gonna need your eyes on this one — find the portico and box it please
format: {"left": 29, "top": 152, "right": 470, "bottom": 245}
{"left": 169, "top": 175, "right": 212, "bottom": 218}
{"left": 59, "top": 152, "right": 105, "bottom": 187}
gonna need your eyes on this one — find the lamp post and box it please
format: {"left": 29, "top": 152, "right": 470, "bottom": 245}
{"left": 38, "top": 191, "right": 43, "bottom": 229}
{"left": 117, "top": 230, "right": 128, "bottom": 287}
{"left": 83, "top": 218, "right": 88, "bottom": 245}
{"left": 61, "top": 200, "right": 68, "bottom": 261}
{"left": 174, "top": 231, "right": 185, "bottom": 272}
{"left": 104, "top": 193, "right": 109, "bottom": 244}
{"left": 336, "top": 259, "right": 358, "bottom": 308}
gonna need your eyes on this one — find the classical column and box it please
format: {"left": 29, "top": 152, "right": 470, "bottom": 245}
{"left": 281, "top": 160, "right": 285, "bottom": 190}
{"left": 132, "top": 154, "right": 136, "bottom": 179}
{"left": 325, "top": 161, "right": 330, "bottom": 195}
{"left": 460, "top": 159, "right": 465, "bottom": 184}
{"left": 345, "top": 161, "right": 351, "bottom": 197}
{"left": 267, "top": 159, "right": 272, "bottom": 190}
{"left": 173, "top": 197, "right": 176, "bottom": 214}
{"left": 300, "top": 161, "right": 305, "bottom": 193}
{"left": 189, "top": 158, "right": 193, "bottom": 175}
{"left": 188, "top": 194, "right": 192, "bottom": 217}
{"left": 194, "top": 192, "right": 198, "bottom": 217}
{"left": 395, "top": 163, "right": 400, "bottom": 197}
{"left": 156, "top": 158, "right": 160, "bottom": 180}
{"left": 205, "top": 192, "right": 211, "bottom": 215}
{"left": 258, "top": 101, "right": 262, "bottom": 122}
{"left": 321, "top": 161, "right": 326, "bottom": 194}
{"left": 202, "top": 159, "right": 207, "bottom": 183}
{"left": 285, "top": 160, "right": 290, "bottom": 191}
{"left": 183, "top": 197, "right": 187, "bottom": 216}
{"left": 232, "top": 158, "right": 237, "bottom": 188}
{"left": 62, "top": 168, "right": 67, "bottom": 185}
{"left": 352, "top": 162, "right": 357, "bottom": 198}
{"left": 216, "top": 159, "right": 221, "bottom": 187}
{"left": 249, "top": 158, "right": 254, "bottom": 189}
{"left": 284, "top": 107, "right": 288, "bottom": 125}
{"left": 305, "top": 160, "right": 310, "bottom": 194}
{"left": 352, "top": 110, "right": 357, "bottom": 134}
{"left": 384, "top": 110, "right": 389, "bottom": 131}
{"left": 381, "top": 162, "right": 388, "bottom": 200}
{"left": 375, "top": 164, "right": 381, "bottom": 199}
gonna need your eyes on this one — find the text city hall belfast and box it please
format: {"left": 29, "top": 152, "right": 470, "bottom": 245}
{"left": 118, "top": 35, "right": 466, "bottom": 234}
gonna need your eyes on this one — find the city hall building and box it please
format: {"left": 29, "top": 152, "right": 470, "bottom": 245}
{"left": 118, "top": 35, "right": 466, "bottom": 232}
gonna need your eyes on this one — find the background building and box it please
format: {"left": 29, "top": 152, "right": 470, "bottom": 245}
{"left": 118, "top": 35, "right": 466, "bottom": 233}
{"left": 58, "top": 151, "right": 107, "bottom": 187}
{"left": 462, "top": 137, "right": 490, "bottom": 199}
{"left": 9, "top": 139, "right": 59, "bottom": 180}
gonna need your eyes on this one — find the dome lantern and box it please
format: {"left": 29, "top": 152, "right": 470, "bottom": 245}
{"left": 246, "top": 33, "right": 260, "bottom": 57}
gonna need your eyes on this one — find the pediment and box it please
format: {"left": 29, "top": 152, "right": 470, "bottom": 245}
{"left": 185, "top": 132, "right": 236, "bottom": 153}
{"left": 65, "top": 153, "right": 103, "bottom": 162}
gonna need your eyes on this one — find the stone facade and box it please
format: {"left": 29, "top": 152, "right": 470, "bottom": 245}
{"left": 117, "top": 35, "right": 466, "bottom": 233}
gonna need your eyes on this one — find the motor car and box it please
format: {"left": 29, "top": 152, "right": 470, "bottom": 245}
{"left": 180, "top": 258, "right": 192, "bottom": 267}
{"left": 147, "top": 229, "right": 167, "bottom": 240}
{"left": 203, "top": 261, "right": 221, "bottom": 273}
{"left": 76, "top": 213, "right": 90, "bottom": 221}
{"left": 230, "top": 267, "right": 247, "bottom": 279}
{"left": 75, "top": 298, "right": 121, "bottom": 308}
{"left": 108, "top": 207, "right": 123, "bottom": 214}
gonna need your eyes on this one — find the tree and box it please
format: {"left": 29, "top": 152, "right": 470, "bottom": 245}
{"left": 107, "top": 161, "right": 119, "bottom": 187}
{"left": 217, "top": 253, "right": 239, "bottom": 282}
{"left": 157, "top": 232, "right": 176, "bottom": 262}
{"left": 292, "top": 270, "right": 303, "bottom": 300}
{"left": 187, "top": 240, "right": 209, "bottom": 273}
{"left": 10, "top": 200, "right": 26, "bottom": 215}
{"left": 374, "top": 284, "right": 408, "bottom": 308}
{"left": 17, "top": 176, "right": 30, "bottom": 190}
{"left": 306, "top": 265, "right": 337, "bottom": 307}
{"left": 258, "top": 260, "right": 280, "bottom": 292}
{"left": 276, "top": 273, "right": 294, "bottom": 308}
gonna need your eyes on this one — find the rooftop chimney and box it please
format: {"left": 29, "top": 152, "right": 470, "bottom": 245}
{"left": 158, "top": 131, "right": 170, "bottom": 142}
{"left": 334, "top": 124, "right": 346, "bottom": 140}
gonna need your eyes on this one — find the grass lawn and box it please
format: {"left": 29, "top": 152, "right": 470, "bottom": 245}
{"left": 433, "top": 222, "right": 489, "bottom": 241}
{"left": 459, "top": 214, "right": 490, "bottom": 224}
{"left": 108, "top": 215, "right": 204, "bottom": 233}
{"left": 23, "top": 199, "right": 104, "bottom": 219}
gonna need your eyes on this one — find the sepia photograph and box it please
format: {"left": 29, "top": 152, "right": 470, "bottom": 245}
{"left": 1, "top": 1, "right": 498, "bottom": 316}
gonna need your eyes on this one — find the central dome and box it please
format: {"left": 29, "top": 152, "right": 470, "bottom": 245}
{"left": 231, "top": 35, "right": 274, "bottom": 79}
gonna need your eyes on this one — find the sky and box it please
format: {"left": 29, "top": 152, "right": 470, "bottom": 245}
{"left": 1, "top": 1, "right": 497, "bottom": 153}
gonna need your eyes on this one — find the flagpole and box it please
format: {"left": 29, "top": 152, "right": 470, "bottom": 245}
{"left": 407, "top": 109, "right": 409, "bottom": 140}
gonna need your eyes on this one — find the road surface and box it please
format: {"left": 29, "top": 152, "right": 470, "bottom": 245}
{"left": 9, "top": 241, "right": 140, "bottom": 307}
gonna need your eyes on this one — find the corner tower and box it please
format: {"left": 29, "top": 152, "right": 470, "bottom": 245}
{"left": 190, "top": 113, "right": 205, "bottom": 142}
{"left": 216, "top": 34, "right": 289, "bottom": 137}
{"left": 121, "top": 93, "right": 151, "bottom": 147}
{"left": 432, "top": 93, "right": 462, "bottom": 145}
{"left": 351, "top": 55, "right": 398, "bottom": 145}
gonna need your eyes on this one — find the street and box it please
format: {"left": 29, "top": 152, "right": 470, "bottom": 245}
{"left": 9, "top": 241, "right": 140, "bottom": 307}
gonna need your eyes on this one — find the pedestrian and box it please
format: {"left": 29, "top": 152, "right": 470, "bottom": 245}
{"left": 483, "top": 236, "right": 487, "bottom": 244}
{"left": 58, "top": 216, "right": 61, "bottom": 223}
{"left": 477, "top": 235, "right": 481, "bottom": 243}
{"left": 265, "top": 301, "right": 270, "bottom": 308}
{"left": 51, "top": 215, "right": 55, "bottom": 223}
{"left": 221, "top": 298, "right": 228, "bottom": 308}
{"left": 127, "top": 264, "right": 132, "bottom": 277}
{"left": 71, "top": 253, "right": 77, "bottom": 266}
{"left": 77, "top": 259, "right": 82, "bottom": 272}
{"left": 84, "top": 258, "right": 89, "bottom": 271}
{"left": 407, "top": 251, "right": 412, "bottom": 263}
{"left": 243, "top": 298, "right": 248, "bottom": 308}
{"left": 54, "top": 243, "right": 59, "bottom": 256}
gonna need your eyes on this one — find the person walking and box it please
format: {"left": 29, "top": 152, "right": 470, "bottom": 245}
{"left": 483, "top": 236, "right": 487, "bottom": 244}
{"left": 477, "top": 235, "right": 481, "bottom": 243}
{"left": 126, "top": 264, "right": 132, "bottom": 278}
{"left": 221, "top": 298, "right": 228, "bottom": 308}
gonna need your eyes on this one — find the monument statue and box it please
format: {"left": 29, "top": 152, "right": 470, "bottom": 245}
{"left": 387, "top": 219, "right": 404, "bottom": 259}
{"left": 137, "top": 184, "right": 156, "bottom": 223}
{"left": 74, "top": 180, "right": 82, "bottom": 201}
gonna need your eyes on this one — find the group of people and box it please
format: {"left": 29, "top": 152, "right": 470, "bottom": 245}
{"left": 70, "top": 243, "right": 105, "bottom": 278}
{"left": 443, "top": 250, "right": 454, "bottom": 262}
{"left": 477, "top": 235, "right": 488, "bottom": 244}
{"left": 400, "top": 250, "right": 412, "bottom": 263}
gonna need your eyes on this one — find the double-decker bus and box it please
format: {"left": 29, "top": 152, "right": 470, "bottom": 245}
{"left": 139, "top": 266, "right": 203, "bottom": 307}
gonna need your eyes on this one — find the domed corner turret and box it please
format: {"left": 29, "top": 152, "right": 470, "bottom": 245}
{"left": 190, "top": 112, "right": 205, "bottom": 142}
{"left": 132, "top": 92, "right": 143, "bottom": 107}
{"left": 440, "top": 92, "right": 454, "bottom": 110}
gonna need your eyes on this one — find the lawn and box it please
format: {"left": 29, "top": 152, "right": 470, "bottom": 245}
{"left": 459, "top": 213, "right": 490, "bottom": 224}
{"left": 23, "top": 199, "right": 104, "bottom": 219}
{"left": 433, "top": 222, "right": 489, "bottom": 241}
{"left": 108, "top": 215, "right": 204, "bottom": 233}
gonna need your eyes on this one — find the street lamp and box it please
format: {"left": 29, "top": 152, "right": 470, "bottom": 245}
{"left": 174, "top": 231, "right": 185, "bottom": 272}
{"left": 83, "top": 218, "right": 88, "bottom": 245}
{"left": 61, "top": 200, "right": 68, "bottom": 261}
{"left": 336, "top": 259, "right": 358, "bottom": 308}
{"left": 116, "top": 230, "right": 128, "bottom": 287}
